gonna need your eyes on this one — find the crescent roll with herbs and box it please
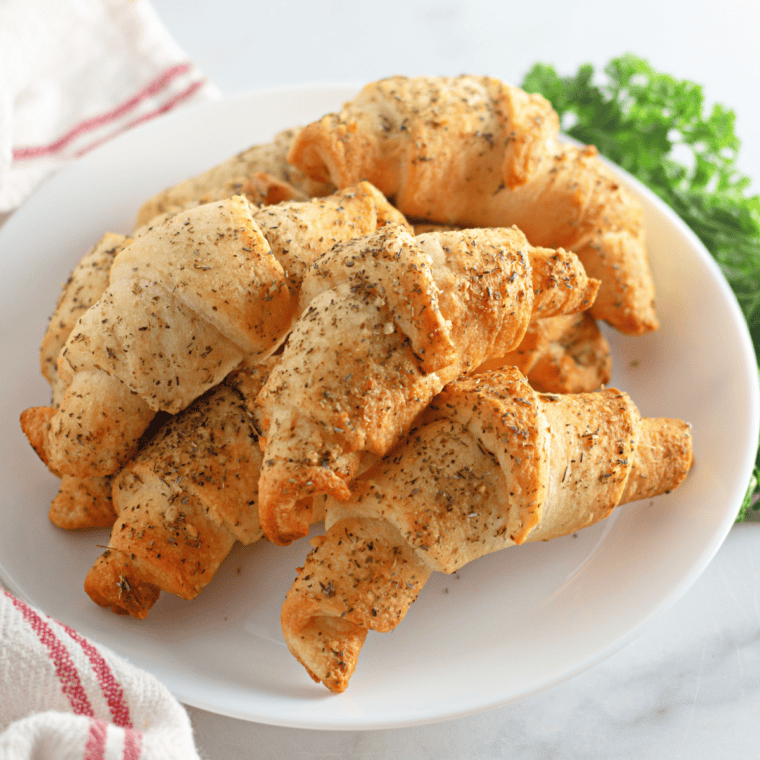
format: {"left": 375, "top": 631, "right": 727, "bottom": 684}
{"left": 476, "top": 311, "right": 612, "bottom": 394}
{"left": 83, "top": 358, "right": 284, "bottom": 619}
{"left": 21, "top": 195, "right": 294, "bottom": 480}
{"left": 34, "top": 232, "right": 131, "bottom": 529}
{"left": 281, "top": 367, "right": 693, "bottom": 692}
{"left": 256, "top": 223, "right": 600, "bottom": 545}
{"left": 21, "top": 182, "right": 407, "bottom": 481}
{"left": 136, "top": 127, "right": 334, "bottom": 229}
{"left": 35, "top": 231, "right": 174, "bottom": 530}
{"left": 288, "top": 74, "right": 658, "bottom": 335}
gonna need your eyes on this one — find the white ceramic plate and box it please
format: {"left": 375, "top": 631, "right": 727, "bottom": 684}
{"left": 0, "top": 86, "right": 757, "bottom": 730}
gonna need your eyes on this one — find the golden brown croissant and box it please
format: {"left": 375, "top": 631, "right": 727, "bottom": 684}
{"left": 22, "top": 195, "right": 294, "bottom": 479}
{"left": 257, "top": 224, "right": 599, "bottom": 545}
{"left": 136, "top": 127, "right": 334, "bottom": 229}
{"left": 83, "top": 358, "right": 277, "bottom": 619}
{"left": 288, "top": 75, "right": 657, "bottom": 335}
{"left": 281, "top": 367, "right": 694, "bottom": 692}
{"left": 476, "top": 312, "right": 612, "bottom": 394}
{"left": 23, "top": 183, "right": 407, "bottom": 481}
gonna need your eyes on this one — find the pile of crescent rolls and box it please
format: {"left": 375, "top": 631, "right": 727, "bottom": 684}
{"left": 21, "top": 75, "right": 693, "bottom": 693}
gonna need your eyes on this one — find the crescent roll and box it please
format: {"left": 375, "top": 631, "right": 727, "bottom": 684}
{"left": 136, "top": 127, "right": 334, "bottom": 229}
{"left": 83, "top": 358, "right": 278, "bottom": 618}
{"left": 288, "top": 75, "right": 657, "bottom": 335}
{"left": 21, "top": 195, "right": 294, "bottom": 479}
{"left": 257, "top": 223, "right": 599, "bottom": 545}
{"left": 281, "top": 367, "right": 693, "bottom": 691}
{"left": 476, "top": 312, "right": 612, "bottom": 394}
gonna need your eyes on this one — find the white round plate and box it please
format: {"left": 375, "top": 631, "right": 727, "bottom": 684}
{"left": 0, "top": 86, "right": 757, "bottom": 730}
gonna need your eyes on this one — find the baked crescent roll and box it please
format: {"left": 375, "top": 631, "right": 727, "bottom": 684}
{"left": 281, "top": 367, "right": 694, "bottom": 692}
{"left": 476, "top": 311, "right": 612, "bottom": 394}
{"left": 38, "top": 233, "right": 179, "bottom": 530}
{"left": 35, "top": 233, "right": 130, "bottom": 529}
{"left": 22, "top": 195, "right": 294, "bottom": 479}
{"left": 288, "top": 75, "right": 657, "bottom": 335}
{"left": 22, "top": 183, "right": 407, "bottom": 485}
{"left": 257, "top": 224, "right": 600, "bottom": 545}
{"left": 136, "top": 127, "right": 334, "bottom": 229}
{"left": 83, "top": 358, "right": 280, "bottom": 619}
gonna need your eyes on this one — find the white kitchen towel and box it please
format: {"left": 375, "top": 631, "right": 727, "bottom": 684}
{"left": 0, "top": 588, "right": 201, "bottom": 759}
{"left": 0, "top": 0, "right": 220, "bottom": 213}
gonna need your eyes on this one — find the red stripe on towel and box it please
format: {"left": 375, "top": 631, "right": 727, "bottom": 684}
{"left": 122, "top": 727, "right": 143, "bottom": 760}
{"left": 12, "top": 63, "right": 193, "bottom": 160}
{"left": 63, "top": 623, "right": 133, "bottom": 728}
{"left": 84, "top": 718, "right": 108, "bottom": 760}
{"left": 6, "top": 591, "right": 94, "bottom": 716}
{"left": 75, "top": 77, "right": 207, "bottom": 157}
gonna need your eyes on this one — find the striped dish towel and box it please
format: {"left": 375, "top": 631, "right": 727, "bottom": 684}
{"left": 0, "top": 0, "right": 220, "bottom": 213}
{"left": 0, "top": 588, "right": 200, "bottom": 759}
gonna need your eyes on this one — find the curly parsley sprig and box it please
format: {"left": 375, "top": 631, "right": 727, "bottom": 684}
{"left": 521, "top": 53, "right": 760, "bottom": 517}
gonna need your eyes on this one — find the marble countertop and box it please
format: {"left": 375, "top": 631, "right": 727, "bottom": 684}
{"left": 146, "top": 1, "right": 760, "bottom": 757}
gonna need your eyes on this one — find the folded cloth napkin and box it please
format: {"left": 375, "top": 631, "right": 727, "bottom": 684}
{"left": 0, "top": 588, "right": 200, "bottom": 759}
{"left": 0, "top": 0, "right": 220, "bottom": 213}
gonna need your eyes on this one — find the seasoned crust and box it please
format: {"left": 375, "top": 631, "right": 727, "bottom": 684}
{"left": 136, "top": 127, "right": 333, "bottom": 229}
{"left": 477, "top": 312, "right": 612, "bottom": 394}
{"left": 256, "top": 226, "right": 597, "bottom": 545}
{"left": 290, "top": 76, "right": 657, "bottom": 335}
{"left": 83, "top": 358, "right": 279, "bottom": 618}
{"left": 281, "top": 367, "right": 693, "bottom": 691}
{"left": 288, "top": 75, "right": 558, "bottom": 212}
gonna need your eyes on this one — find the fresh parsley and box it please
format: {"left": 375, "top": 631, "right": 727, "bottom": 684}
{"left": 521, "top": 53, "right": 760, "bottom": 518}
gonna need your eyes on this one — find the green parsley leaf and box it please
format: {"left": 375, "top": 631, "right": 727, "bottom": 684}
{"left": 521, "top": 53, "right": 760, "bottom": 517}
{"left": 735, "top": 467, "right": 760, "bottom": 522}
